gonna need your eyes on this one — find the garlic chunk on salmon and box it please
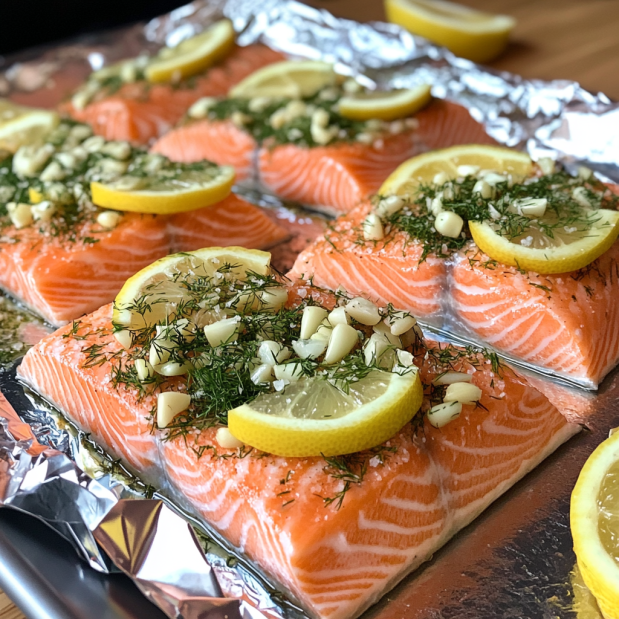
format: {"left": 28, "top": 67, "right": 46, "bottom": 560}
{"left": 216, "top": 427, "right": 244, "bottom": 449}
{"left": 433, "top": 371, "right": 473, "bottom": 385}
{"left": 259, "top": 286, "right": 288, "bottom": 311}
{"left": 292, "top": 338, "right": 327, "bottom": 359}
{"left": 157, "top": 392, "right": 191, "bottom": 428}
{"left": 113, "top": 329, "right": 132, "bottom": 350}
{"left": 345, "top": 297, "right": 381, "bottom": 325}
{"left": 7, "top": 202, "right": 33, "bottom": 229}
{"left": 328, "top": 306, "right": 349, "bottom": 326}
{"left": 97, "top": 210, "right": 123, "bottom": 229}
{"left": 135, "top": 359, "right": 154, "bottom": 381}
{"left": 310, "top": 319, "right": 333, "bottom": 342}
{"left": 258, "top": 340, "right": 291, "bottom": 365}
{"left": 363, "top": 213, "right": 384, "bottom": 241}
{"left": 204, "top": 316, "right": 240, "bottom": 346}
{"left": 31, "top": 201, "right": 56, "bottom": 223}
{"left": 387, "top": 312, "right": 416, "bottom": 336}
{"left": 251, "top": 363, "right": 274, "bottom": 385}
{"left": 301, "top": 306, "right": 328, "bottom": 339}
{"left": 434, "top": 211, "right": 463, "bottom": 238}
{"left": 323, "top": 323, "right": 359, "bottom": 364}
{"left": 274, "top": 362, "right": 304, "bottom": 382}
{"left": 427, "top": 401, "right": 463, "bottom": 428}
{"left": 444, "top": 382, "right": 483, "bottom": 404}
{"left": 376, "top": 195, "right": 404, "bottom": 218}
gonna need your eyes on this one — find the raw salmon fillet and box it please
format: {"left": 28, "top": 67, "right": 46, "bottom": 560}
{"left": 152, "top": 100, "right": 496, "bottom": 215}
{"left": 63, "top": 45, "right": 284, "bottom": 144}
{"left": 18, "top": 293, "right": 579, "bottom": 619}
{"left": 289, "top": 201, "right": 619, "bottom": 390}
{"left": 0, "top": 195, "right": 289, "bottom": 325}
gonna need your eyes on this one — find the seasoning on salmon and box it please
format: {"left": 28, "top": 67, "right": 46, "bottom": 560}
{"left": 18, "top": 254, "right": 579, "bottom": 619}
{"left": 151, "top": 79, "right": 494, "bottom": 215}
{"left": 290, "top": 158, "right": 619, "bottom": 389}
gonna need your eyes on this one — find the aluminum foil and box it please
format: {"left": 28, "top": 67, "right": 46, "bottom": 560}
{"left": 0, "top": 1, "right": 618, "bottom": 618}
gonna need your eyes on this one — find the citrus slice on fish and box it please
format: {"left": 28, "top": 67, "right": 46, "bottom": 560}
{"left": 91, "top": 163, "right": 235, "bottom": 215}
{"left": 113, "top": 246, "right": 271, "bottom": 328}
{"left": 384, "top": 0, "right": 515, "bottom": 63}
{"left": 0, "top": 100, "right": 59, "bottom": 152}
{"left": 571, "top": 429, "right": 619, "bottom": 619}
{"left": 228, "top": 368, "right": 422, "bottom": 457}
{"left": 145, "top": 19, "right": 236, "bottom": 83}
{"left": 379, "top": 144, "right": 532, "bottom": 196}
{"left": 229, "top": 60, "right": 337, "bottom": 99}
{"left": 469, "top": 210, "right": 619, "bottom": 274}
{"left": 338, "top": 85, "right": 432, "bottom": 121}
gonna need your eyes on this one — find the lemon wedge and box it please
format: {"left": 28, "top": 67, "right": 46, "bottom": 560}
{"left": 145, "top": 19, "right": 236, "bottom": 83}
{"left": 229, "top": 60, "right": 337, "bottom": 99}
{"left": 470, "top": 210, "right": 619, "bottom": 274}
{"left": 228, "top": 368, "right": 422, "bottom": 457}
{"left": 0, "top": 100, "right": 59, "bottom": 152}
{"left": 385, "top": 0, "right": 515, "bottom": 63}
{"left": 572, "top": 430, "right": 619, "bottom": 619}
{"left": 338, "top": 85, "right": 432, "bottom": 121}
{"left": 114, "top": 247, "right": 271, "bottom": 328}
{"left": 91, "top": 164, "right": 235, "bottom": 215}
{"left": 380, "top": 144, "right": 532, "bottom": 196}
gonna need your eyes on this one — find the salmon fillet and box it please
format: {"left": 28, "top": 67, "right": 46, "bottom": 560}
{"left": 63, "top": 45, "right": 285, "bottom": 144}
{"left": 151, "top": 100, "right": 495, "bottom": 215}
{"left": 289, "top": 202, "right": 619, "bottom": 390}
{"left": 18, "top": 292, "right": 579, "bottom": 619}
{"left": 0, "top": 195, "right": 289, "bottom": 326}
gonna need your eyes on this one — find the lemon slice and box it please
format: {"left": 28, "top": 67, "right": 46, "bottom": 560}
{"left": 385, "top": 0, "right": 515, "bottom": 63}
{"left": 91, "top": 165, "right": 235, "bottom": 215}
{"left": 145, "top": 19, "right": 236, "bottom": 83}
{"left": 228, "top": 368, "right": 422, "bottom": 457}
{"left": 338, "top": 85, "right": 432, "bottom": 121}
{"left": 229, "top": 60, "right": 336, "bottom": 99}
{"left": 114, "top": 247, "right": 271, "bottom": 328}
{"left": 380, "top": 144, "right": 532, "bottom": 196}
{"left": 0, "top": 100, "right": 59, "bottom": 152}
{"left": 470, "top": 210, "right": 619, "bottom": 274}
{"left": 571, "top": 430, "right": 619, "bottom": 619}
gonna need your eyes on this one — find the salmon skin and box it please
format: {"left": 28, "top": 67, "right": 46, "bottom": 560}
{"left": 63, "top": 45, "right": 285, "bottom": 145}
{"left": 289, "top": 199, "right": 619, "bottom": 391}
{"left": 0, "top": 193, "right": 289, "bottom": 326}
{"left": 152, "top": 99, "right": 496, "bottom": 215}
{"left": 18, "top": 283, "right": 579, "bottom": 619}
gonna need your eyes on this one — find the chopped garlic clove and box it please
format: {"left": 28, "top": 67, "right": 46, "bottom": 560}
{"left": 101, "top": 141, "right": 131, "bottom": 160}
{"left": 31, "top": 201, "right": 56, "bottom": 222}
{"left": 82, "top": 136, "right": 106, "bottom": 153}
{"left": 430, "top": 197, "right": 444, "bottom": 216}
{"left": 456, "top": 164, "right": 480, "bottom": 177}
{"left": 434, "top": 211, "right": 464, "bottom": 238}
{"left": 310, "top": 319, "right": 333, "bottom": 342}
{"left": 300, "top": 306, "right": 328, "bottom": 339}
{"left": 156, "top": 361, "right": 191, "bottom": 377}
{"left": 345, "top": 297, "right": 381, "bottom": 326}
{"left": 204, "top": 317, "right": 240, "bottom": 347}
{"left": 248, "top": 97, "right": 272, "bottom": 113}
{"left": 188, "top": 97, "right": 218, "bottom": 119}
{"left": 363, "top": 332, "right": 392, "bottom": 368}
{"left": 363, "top": 213, "right": 384, "bottom": 241}
{"left": 292, "top": 338, "right": 328, "bottom": 359}
{"left": 536, "top": 158, "right": 555, "bottom": 175}
{"left": 135, "top": 359, "right": 154, "bottom": 381}
{"left": 113, "top": 329, "right": 132, "bottom": 350}
{"left": 323, "top": 323, "right": 359, "bottom": 364}
{"left": 7, "top": 202, "right": 33, "bottom": 229}
{"left": 274, "top": 362, "right": 304, "bottom": 383}
{"left": 578, "top": 166, "right": 593, "bottom": 180}
{"left": 149, "top": 337, "right": 174, "bottom": 367}
{"left": 376, "top": 195, "right": 404, "bottom": 218}
{"left": 396, "top": 349, "right": 415, "bottom": 367}
{"left": 258, "top": 340, "right": 290, "bottom": 365}
{"left": 572, "top": 187, "right": 591, "bottom": 209}
{"left": 388, "top": 312, "right": 416, "bottom": 336}
{"left": 251, "top": 363, "right": 274, "bottom": 385}
{"left": 427, "top": 401, "right": 462, "bottom": 428}
{"left": 472, "top": 179, "right": 493, "bottom": 199}
{"left": 157, "top": 392, "right": 191, "bottom": 428}
{"left": 258, "top": 286, "right": 288, "bottom": 312}
{"left": 482, "top": 172, "right": 508, "bottom": 186}
{"left": 432, "top": 371, "right": 473, "bottom": 385}
{"left": 97, "top": 210, "right": 123, "bottom": 229}
{"left": 444, "top": 382, "right": 482, "bottom": 404}
{"left": 312, "top": 108, "right": 329, "bottom": 128}
{"left": 216, "top": 427, "right": 244, "bottom": 449}
{"left": 40, "top": 161, "right": 66, "bottom": 182}
{"left": 328, "top": 306, "right": 349, "bottom": 326}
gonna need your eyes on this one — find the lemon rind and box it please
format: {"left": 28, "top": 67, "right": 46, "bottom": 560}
{"left": 338, "top": 84, "right": 432, "bottom": 121}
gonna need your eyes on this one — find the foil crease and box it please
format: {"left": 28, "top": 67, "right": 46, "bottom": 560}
{"left": 0, "top": 1, "right": 618, "bottom": 618}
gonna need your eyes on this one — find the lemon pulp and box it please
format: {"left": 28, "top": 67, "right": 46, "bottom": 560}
{"left": 338, "top": 85, "right": 432, "bottom": 121}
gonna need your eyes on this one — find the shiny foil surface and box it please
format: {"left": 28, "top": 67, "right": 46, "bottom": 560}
{"left": 1, "top": 1, "right": 618, "bottom": 618}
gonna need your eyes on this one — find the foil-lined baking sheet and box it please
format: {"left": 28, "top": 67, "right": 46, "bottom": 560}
{"left": 1, "top": 0, "right": 618, "bottom": 617}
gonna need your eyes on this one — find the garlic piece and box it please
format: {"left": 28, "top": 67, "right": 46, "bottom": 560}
{"left": 216, "top": 427, "right": 244, "bottom": 449}
{"left": 203, "top": 316, "right": 240, "bottom": 347}
{"left": 251, "top": 363, "right": 274, "bottom": 385}
{"left": 388, "top": 311, "right": 417, "bottom": 336}
{"left": 434, "top": 211, "right": 463, "bottom": 238}
{"left": 363, "top": 332, "right": 393, "bottom": 368}
{"left": 510, "top": 197, "right": 547, "bottom": 217}
{"left": 13, "top": 143, "right": 55, "bottom": 177}
{"left": 157, "top": 392, "right": 191, "bottom": 428}
{"left": 328, "top": 306, "right": 349, "bottom": 326}
{"left": 373, "top": 322, "right": 402, "bottom": 347}
{"left": 248, "top": 97, "right": 272, "bottom": 113}
{"left": 537, "top": 157, "right": 555, "bottom": 175}
{"left": 311, "top": 108, "right": 330, "bottom": 128}
{"left": 300, "top": 306, "right": 328, "bottom": 339}
{"left": 363, "top": 213, "right": 384, "bottom": 241}
{"left": 82, "top": 136, "right": 106, "bottom": 153}
{"left": 482, "top": 172, "right": 508, "bottom": 186}
{"left": 310, "top": 319, "right": 333, "bottom": 342}
{"left": 97, "top": 210, "right": 123, "bottom": 229}
{"left": 55, "top": 152, "right": 77, "bottom": 170}
{"left": 188, "top": 97, "right": 218, "bottom": 119}
{"left": 70, "top": 124, "right": 93, "bottom": 141}
{"left": 258, "top": 340, "right": 290, "bottom": 365}
{"left": 31, "top": 201, "right": 56, "bottom": 222}
{"left": 40, "top": 161, "right": 66, "bottom": 182}
{"left": 149, "top": 337, "right": 174, "bottom": 367}
{"left": 135, "top": 359, "right": 154, "bottom": 381}
{"left": 292, "top": 338, "right": 328, "bottom": 360}
{"left": 323, "top": 323, "right": 359, "bottom": 364}
{"left": 444, "top": 382, "right": 482, "bottom": 404}
{"left": 396, "top": 349, "right": 415, "bottom": 367}
{"left": 572, "top": 187, "right": 591, "bottom": 209}
{"left": 578, "top": 166, "right": 593, "bottom": 180}
{"left": 432, "top": 371, "right": 473, "bottom": 385}
{"left": 101, "top": 141, "right": 131, "bottom": 160}
{"left": 456, "top": 164, "right": 480, "bottom": 177}
{"left": 430, "top": 197, "right": 444, "bottom": 216}
{"left": 345, "top": 297, "right": 381, "bottom": 326}
{"left": 258, "top": 286, "right": 288, "bottom": 312}
{"left": 427, "top": 401, "right": 463, "bottom": 428}
{"left": 376, "top": 195, "right": 404, "bottom": 218}
{"left": 7, "top": 202, "right": 33, "bottom": 229}
{"left": 156, "top": 361, "right": 191, "bottom": 377}
{"left": 113, "top": 329, "right": 132, "bottom": 350}
{"left": 231, "top": 111, "right": 252, "bottom": 128}
{"left": 274, "top": 362, "right": 304, "bottom": 383}
{"left": 472, "top": 179, "right": 493, "bottom": 199}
